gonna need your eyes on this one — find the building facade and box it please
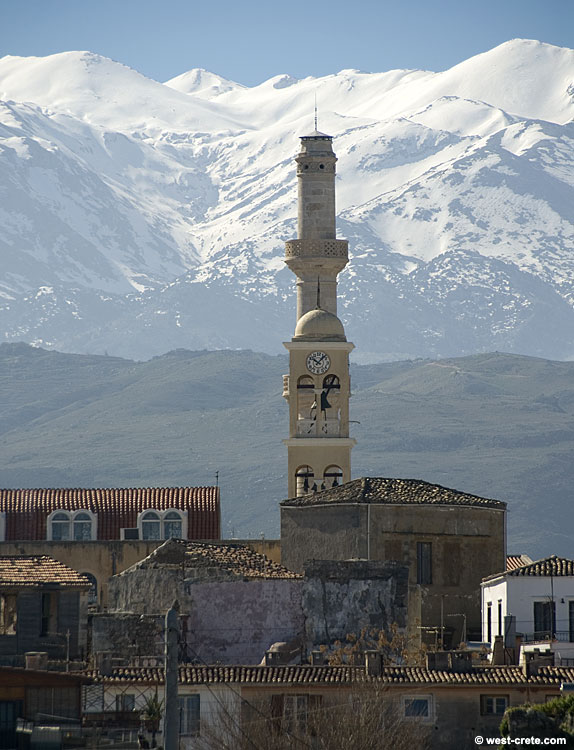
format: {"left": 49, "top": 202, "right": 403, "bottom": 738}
{"left": 83, "top": 662, "right": 574, "bottom": 750}
{"left": 0, "top": 555, "right": 91, "bottom": 665}
{"left": 282, "top": 477, "right": 506, "bottom": 646}
{"left": 482, "top": 555, "right": 574, "bottom": 662}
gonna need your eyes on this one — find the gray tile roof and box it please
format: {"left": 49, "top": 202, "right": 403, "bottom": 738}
{"left": 507, "top": 555, "right": 574, "bottom": 577}
{"left": 281, "top": 477, "right": 506, "bottom": 510}
{"left": 85, "top": 664, "right": 574, "bottom": 687}
{"left": 121, "top": 538, "right": 301, "bottom": 580}
{"left": 0, "top": 556, "right": 91, "bottom": 588}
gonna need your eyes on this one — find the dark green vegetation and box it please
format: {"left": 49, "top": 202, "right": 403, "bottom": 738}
{"left": 501, "top": 695, "right": 574, "bottom": 746}
{"left": 1, "top": 343, "right": 573, "bottom": 557}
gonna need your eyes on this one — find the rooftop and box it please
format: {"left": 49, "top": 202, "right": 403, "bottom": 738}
{"left": 282, "top": 477, "right": 506, "bottom": 510}
{"left": 120, "top": 538, "right": 301, "bottom": 580}
{"left": 0, "top": 556, "right": 92, "bottom": 589}
{"left": 506, "top": 554, "right": 534, "bottom": 571}
{"left": 0, "top": 486, "right": 220, "bottom": 540}
{"left": 507, "top": 555, "right": 574, "bottom": 577}
{"left": 85, "top": 664, "right": 574, "bottom": 687}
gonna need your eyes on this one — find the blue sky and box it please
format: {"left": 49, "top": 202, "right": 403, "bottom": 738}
{"left": 1, "top": 0, "right": 572, "bottom": 85}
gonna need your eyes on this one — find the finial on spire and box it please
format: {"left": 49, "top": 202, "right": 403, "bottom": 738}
{"left": 314, "top": 93, "right": 318, "bottom": 132}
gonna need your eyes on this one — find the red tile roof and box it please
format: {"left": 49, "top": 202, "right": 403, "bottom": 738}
{"left": 0, "top": 487, "right": 220, "bottom": 541}
{"left": 84, "top": 664, "right": 574, "bottom": 687}
{"left": 506, "top": 554, "right": 533, "bottom": 571}
{"left": 0, "top": 556, "right": 91, "bottom": 588}
{"left": 508, "top": 555, "right": 574, "bottom": 577}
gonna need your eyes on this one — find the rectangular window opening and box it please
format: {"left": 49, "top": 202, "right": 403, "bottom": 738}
{"left": 416, "top": 542, "right": 432, "bottom": 585}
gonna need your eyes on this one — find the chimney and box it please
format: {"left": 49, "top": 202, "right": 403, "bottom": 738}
{"left": 365, "top": 650, "right": 382, "bottom": 677}
{"left": 95, "top": 651, "right": 113, "bottom": 676}
{"left": 504, "top": 615, "right": 516, "bottom": 648}
{"left": 310, "top": 650, "right": 326, "bottom": 665}
{"left": 523, "top": 651, "right": 554, "bottom": 678}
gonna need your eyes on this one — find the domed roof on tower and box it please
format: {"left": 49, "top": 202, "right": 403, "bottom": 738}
{"left": 292, "top": 307, "right": 346, "bottom": 342}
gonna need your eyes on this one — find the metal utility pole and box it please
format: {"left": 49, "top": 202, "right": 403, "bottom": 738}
{"left": 164, "top": 601, "right": 179, "bottom": 750}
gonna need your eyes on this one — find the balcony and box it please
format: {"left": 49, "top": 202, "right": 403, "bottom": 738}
{"left": 296, "top": 418, "right": 340, "bottom": 437}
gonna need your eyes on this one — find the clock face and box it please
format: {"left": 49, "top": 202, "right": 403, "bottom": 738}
{"left": 306, "top": 351, "right": 331, "bottom": 375}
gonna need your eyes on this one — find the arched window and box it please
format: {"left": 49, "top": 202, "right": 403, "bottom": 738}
{"left": 323, "top": 465, "right": 343, "bottom": 489}
{"left": 74, "top": 512, "right": 93, "bottom": 541}
{"left": 320, "top": 375, "right": 341, "bottom": 435}
{"left": 82, "top": 572, "right": 98, "bottom": 606}
{"left": 296, "top": 466, "right": 315, "bottom": 496}
{"left": 47, "top": 509, "right": 96, "bottom": 541}
{"left": 322, "top": 374, "right": 340, "bottom": 390}
{"left": 138, "top": 510, "right": 187, "bottom": 540}
{"left": 297, "top": 376, "right": 316, "bottom": 428}
{"left": 51, "top": 512, "right": 71, "bottom": 541}
{"left": 164, "top": 511, "right": 183, "bottom": 539}
{"left": 141, "top": 511, "right": 161, "bottom": 540}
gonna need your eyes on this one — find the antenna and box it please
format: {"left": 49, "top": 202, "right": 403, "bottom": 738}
{"left": 314, "top": 93, "right": 318, "bottom": 132}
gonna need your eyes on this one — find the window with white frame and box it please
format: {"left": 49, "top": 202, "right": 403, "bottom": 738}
{"left": 164, "top": 511, "right": 183, "bottom": 539}
{"left": 179, "top": 694, "right": 200, "bottom": 736}
{"left": 141, "top": 511, "right": 161, "bottom": 540}
{"left": 47, "top": 509, "right": 97, "bottom": 541}
{"left": 402, "top": 695, "right": 433, "bottom": 721}
{"left": 137, "top": 510, "right": 187, "bottom": 541}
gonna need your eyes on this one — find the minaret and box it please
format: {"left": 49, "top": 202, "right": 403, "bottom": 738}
{"left": 283, "top": 131, "right": 355, "bottom": 498}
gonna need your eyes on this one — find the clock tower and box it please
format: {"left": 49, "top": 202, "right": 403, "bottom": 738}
{"left": 283, "top": 131, "right": 355, "bottom": 497}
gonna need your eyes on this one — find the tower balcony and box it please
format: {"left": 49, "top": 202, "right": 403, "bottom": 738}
{"left": 285, "top": 239, "right": 348, "bottom": 260}
{"left": 296, "top": 418, "right": 341, "bottom": 437}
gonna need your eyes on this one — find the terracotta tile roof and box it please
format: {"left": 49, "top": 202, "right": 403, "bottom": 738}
{"left": 281, "top": 477, "right": 506, "bottom": 510}
{"left": 506, "top": 554, "right": 533, "bottom": 571}
{"left": 122, "top": 538, "right": 301, "bottom": 580}
{"left": 84, "top": 664, "right": 574, "bottom": 687}
{"left": 0, "top": 556, "right": 91, "bottom": 589}
{"left": 0, "top": 487, "right": 220, "bottom": 541}
{"left": 507, "top": 555, "right": 574, "bottom": 577}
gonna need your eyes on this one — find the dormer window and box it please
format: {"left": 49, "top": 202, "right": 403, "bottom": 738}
{"left": 74, "top": 512, "right": 93, "bottom": 541}
{"left": 51, "top": 512, "right": 71, "bottom": 541}
{"left": 141, "top": 511, "right": 161, "bottom": 540}
{"left": 137, "top": 509, "right": 187, "bottom": 541}
{"left": 47, "top": 510, "right": 96, "bottom": 541}
{"left": 164, "top": 511, "right": 183, "bottom": 539}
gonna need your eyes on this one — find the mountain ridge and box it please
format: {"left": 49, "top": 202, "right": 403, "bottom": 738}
{"left": 2, "top": 343, "right": 574, "bottom": 558}
{"left": 1, "top": 39, "right": 574, "bottom": 362}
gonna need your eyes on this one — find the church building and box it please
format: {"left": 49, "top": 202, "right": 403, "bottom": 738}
{"left": 280, "top": 130, "right": 507, "bottom": 647}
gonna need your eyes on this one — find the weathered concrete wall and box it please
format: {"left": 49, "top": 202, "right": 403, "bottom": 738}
{"left": 281, "top": 502, "right": 505, "bottom": 646}
{"left": 281, "top": 505, "right": 369, "bottom": 572}
{"left": 302, "top": 560, "right": 408, "bottom": 652}
{"left": 91, "top": 612, "right": 163, "bottom": 658}
{"left": 239, "top": 539, "right": 281, "bottom": 565}
{"left": 108, "top": 569, "right": 304, "bottom": 665}
{"left": 183, "top": 579, "right": 304, "bottom": 664}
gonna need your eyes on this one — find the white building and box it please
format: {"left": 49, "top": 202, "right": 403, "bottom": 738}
{"left": 481, "top": 555, "right": 574, "bottom": 664}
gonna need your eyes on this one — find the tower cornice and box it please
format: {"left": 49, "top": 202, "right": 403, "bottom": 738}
{"left": 283, "top": 341, "right": 355, "bottom": 352}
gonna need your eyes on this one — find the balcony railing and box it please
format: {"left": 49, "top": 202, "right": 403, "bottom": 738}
{"left": 522, "top": 630, "right": 573, "bottom": 643}
{"left": 296, "top": 418, "right": 340, "bottom": 436}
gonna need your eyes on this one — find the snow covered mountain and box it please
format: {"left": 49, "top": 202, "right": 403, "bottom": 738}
{"left": 1, "top": 39, "right": 574, "bottom": 361}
